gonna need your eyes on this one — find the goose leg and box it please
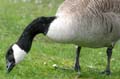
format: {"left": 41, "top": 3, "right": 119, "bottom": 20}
{"left": 74, "top": 46, "right": 81, "bottom": 72}
{"left": 102, "top": 47, "right": 113, "bottom": 75}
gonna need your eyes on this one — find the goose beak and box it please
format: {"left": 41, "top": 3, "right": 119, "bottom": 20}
{"left": 6, "top": 61, "right": 15, "bottom": 73}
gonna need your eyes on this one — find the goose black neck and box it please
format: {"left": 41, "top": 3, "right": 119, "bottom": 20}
{"left": 16, "top": 16, "right": 56, "bottom": 52}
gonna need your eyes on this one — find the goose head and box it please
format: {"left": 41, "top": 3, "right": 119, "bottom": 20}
{"left": 6, "top": 44, "right": 27, "bottom": 73}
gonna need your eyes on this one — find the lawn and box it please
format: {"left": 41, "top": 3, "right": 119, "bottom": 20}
{"left": 0, "top": 0, "right": 120, "bottom": 79}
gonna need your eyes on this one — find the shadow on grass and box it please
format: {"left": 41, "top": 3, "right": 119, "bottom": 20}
{"left": 54, "top": 66, "right": 120, "bottom": 79}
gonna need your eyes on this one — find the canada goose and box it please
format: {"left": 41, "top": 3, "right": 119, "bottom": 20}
{"left": 6, "top": 0, "right": 120, "bottom": 75}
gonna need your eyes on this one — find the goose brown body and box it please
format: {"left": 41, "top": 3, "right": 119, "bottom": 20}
{"left": 47, "top": 0, "right": 120, "bottom": 48}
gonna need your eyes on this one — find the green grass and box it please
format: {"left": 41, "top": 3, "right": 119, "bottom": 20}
{"left": 0, "top": 0, "right": 120, "bottom": 79}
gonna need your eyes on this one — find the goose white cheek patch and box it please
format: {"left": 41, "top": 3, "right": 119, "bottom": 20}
{"left": 12, "top": 44, "right": 27, "bottom": 64}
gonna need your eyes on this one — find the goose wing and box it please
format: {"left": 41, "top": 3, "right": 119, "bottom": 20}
{"left": 87, "top": 0, "right": 120, "bottom": 14}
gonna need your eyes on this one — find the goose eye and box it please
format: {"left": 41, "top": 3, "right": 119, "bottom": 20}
{"left": 9, "top": 49, "right": 13, "bottom": 54}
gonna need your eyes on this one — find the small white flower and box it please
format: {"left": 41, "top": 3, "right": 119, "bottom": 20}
{"left": 52, "top": 64, "right": 57, "bottom": 67}
{"left": 43, "top": 62, "right": 47, "bottom": 65}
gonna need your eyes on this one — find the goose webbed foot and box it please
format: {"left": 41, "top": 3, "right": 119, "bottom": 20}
{"left": 74, "top": 64, "right": 81, "bottom": 72}
{"left": 101, "top": 70, "right": 111, "bottom": 75}
{"left": 74, "top": 65, "right": 81, "bottom": 76}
